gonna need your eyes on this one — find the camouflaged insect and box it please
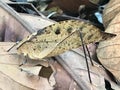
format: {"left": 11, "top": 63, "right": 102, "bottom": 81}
{"left": 17, "top": 20, "right": 116, "bottom": 59}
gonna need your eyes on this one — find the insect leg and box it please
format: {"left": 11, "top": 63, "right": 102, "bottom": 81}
{"left": 79, "top": 31, "right": 92, "bottom": 84}
{"left": 19, "top": 56, "right": 28, "bottom": 66}
{"left": 85, "top": 45, "right": 94, "bottom": 66}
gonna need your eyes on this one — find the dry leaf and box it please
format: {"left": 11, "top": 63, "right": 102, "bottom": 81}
{"left": 0, "top": 72, "right": 32, "bottom": 90}
{"left": 103, "top": 0, "right": 120, "bottom": 28}
{"left": 97, "top": 12, "right": 120, "bottom": 83}
{"left": 17, "top": 20, "right": 115, "bottom": 59}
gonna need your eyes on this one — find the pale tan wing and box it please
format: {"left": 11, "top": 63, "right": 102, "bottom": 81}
{"left": 37, "top": 29, "right": 77, "bottom": 59}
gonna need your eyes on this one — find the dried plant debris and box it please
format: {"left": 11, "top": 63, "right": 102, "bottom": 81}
{"left": 17, "top": 20, "right": 116, "bottom": 59}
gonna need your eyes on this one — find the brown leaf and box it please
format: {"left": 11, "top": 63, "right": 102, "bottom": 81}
{"left": 103, "top": 0, "right": 120, "bottom": 28}
{"left": 97, "top": 12, "right": 120, "bottom": 83}
{"left": 0, "top": 71, "right": 32, "bottom": 90}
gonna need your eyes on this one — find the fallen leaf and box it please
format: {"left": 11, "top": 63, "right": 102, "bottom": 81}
{"left": 103, "top": 0, "right": 120, "bottom": 27}
{"left": 97, "top": 11, "right": 120, "bottom": 83}
{"left": 0, "top": 71, "right": 32, "bottom": 90}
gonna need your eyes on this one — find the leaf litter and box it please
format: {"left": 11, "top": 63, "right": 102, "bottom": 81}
{"left": 0, "top": 0, "right": 119, "bottom": 87}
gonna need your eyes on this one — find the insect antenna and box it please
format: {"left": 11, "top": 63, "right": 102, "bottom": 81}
{"left": 79, "top": 31, "right": 92, "bottom": 84}
{"left": 7, "top": 41, "right": 19, "bottom": 52}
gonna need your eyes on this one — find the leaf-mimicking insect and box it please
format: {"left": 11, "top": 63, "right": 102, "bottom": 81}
{"left": 16, "top": 20, "right": 116, "bottom": 60}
